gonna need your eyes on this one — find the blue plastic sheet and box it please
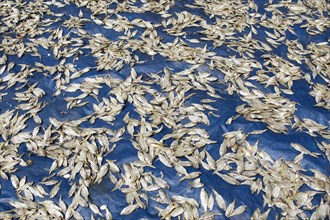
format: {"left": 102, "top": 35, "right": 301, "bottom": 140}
{"left": 0, "top": 0, "right": 329, "bottom": 219}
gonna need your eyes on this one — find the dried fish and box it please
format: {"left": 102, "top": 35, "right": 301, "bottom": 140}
{"left": 0, "top": 0, "right": 328, "bottom": 219}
